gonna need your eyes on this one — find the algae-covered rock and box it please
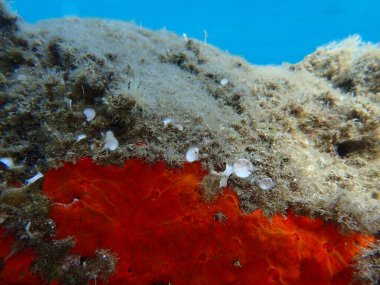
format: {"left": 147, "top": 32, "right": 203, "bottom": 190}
{"left": 0, "top": 0, "right": 379, "bottom": 283}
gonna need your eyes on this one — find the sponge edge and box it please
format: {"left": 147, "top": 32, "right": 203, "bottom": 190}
{"left": 0, "top": 228, "right": 40, "bottom": 285}
{"left": 42, "top": 158, "right": 374, "bottom": 284}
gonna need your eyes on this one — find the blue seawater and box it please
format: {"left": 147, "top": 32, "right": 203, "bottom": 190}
{"left": 7, "top": 0, "right": 380, "bottom": 65}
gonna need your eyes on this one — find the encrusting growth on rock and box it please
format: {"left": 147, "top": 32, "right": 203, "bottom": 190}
{"left": 0, "top": 1, "right": 379, "bottom": 283}
{"left": 39, "top": 158, "right": 375, "bottom": 284}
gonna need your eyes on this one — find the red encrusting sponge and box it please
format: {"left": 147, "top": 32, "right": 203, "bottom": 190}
{"left": 38, "top": 158, "right": 374, "bottom": 284}
{"left": 0, "top": 227, "right": 40, "bottom": 284}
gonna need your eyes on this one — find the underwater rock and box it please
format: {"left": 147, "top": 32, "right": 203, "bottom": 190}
{"left": 0, "top": 0, "right": 379, "bottom": 283}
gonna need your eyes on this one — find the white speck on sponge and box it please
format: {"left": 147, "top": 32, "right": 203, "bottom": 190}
{"left": 83, "top": 108, "right": 96, "bottom": 122}
{"left": 258, "top": 177, "right": 275, "bottom": 190}
{"left": 104, "top": 131, "right": 118, "bottom": 151}
{"left": 25, "top": 172, "right": 44, "bottom": 185}
{"left": 185, "top": 146, "right": 199, "bottom": 162}
{"left": 233, "top": 159, "right": 253, "bottom": 178}
{"left": 0, "top": 157, "right": 15, "bottom": 169}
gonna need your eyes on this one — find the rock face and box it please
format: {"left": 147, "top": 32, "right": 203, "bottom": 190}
{"left": 0, "top": 0, "right": 379, "bottom": 283}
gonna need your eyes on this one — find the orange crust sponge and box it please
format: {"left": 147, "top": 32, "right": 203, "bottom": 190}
{"left": 42, "top": 158, "right": 374, "bottom": 284}
{"left": 0, "top": 227, "right": 40, "bottom": 284}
